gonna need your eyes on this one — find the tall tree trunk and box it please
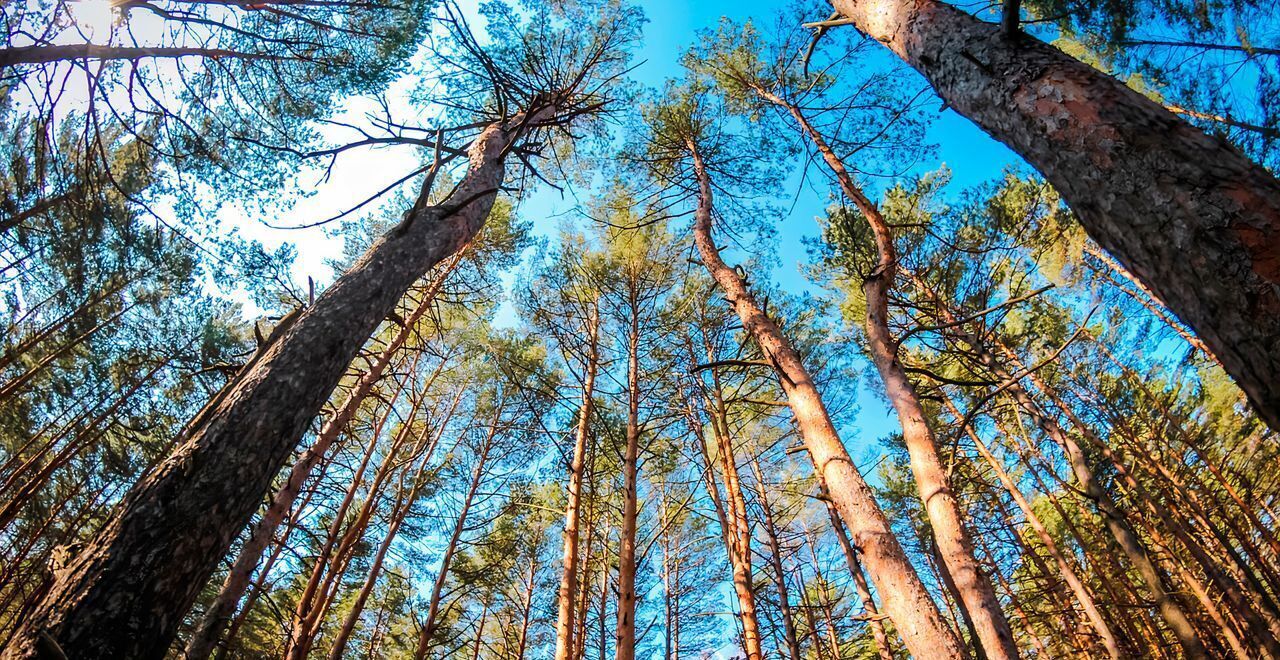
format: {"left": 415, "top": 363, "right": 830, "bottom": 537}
{"left": 917, "top": 279, "right": 1205, "bottom": 658}
{"left": 686, "top": 342, "right": 762, "bottom": 660}
{"left": 704, "top": 365, "right": 763, "bottom": 660}
{"left": 826, "top": 0, "right": 1280, "bottom": 429}
{"left": 757, "top": 89, "right": 1016, "bottom": 659}
{"left": 615, "top": 298, "right": 641, "bottom": 660}
{"left": 413, "top": 404, "right": 503, "bottom": 659}
{"left": 815, "top": 477, "right": 895, "bottom": 660}
{"left": 685, "top": 138, "right": 964, "bottom": 659}
{"left": 940, "top": 394, "right": 1121, "bottom": 657}
{"left": 572, "top": 488, "right": 599, "bottom": 660}
{"left": 796, "top": 555, "right": 831, "bottom": 660}
{"left": 749, "top": 458, "right": 803, "bottom": 660}
{"left": 185, "top": 269, "right": 461, "bottom": 660}
{"left": 325, "top": 387, "right": 454, "bottom": 660}
{"left": 2, "top": 112, "right": 544, "bottom": 660}
{"left": 686, "top": 391, "right": 752, "bottom": 660}
{"left": 554, "top": 303, "right": 600, "bottom": 660}
{"left": 660, "top": 497, "right": 678, "bottom": 660}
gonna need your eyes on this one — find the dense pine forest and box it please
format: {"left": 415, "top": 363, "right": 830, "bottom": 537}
{"left": 1, "top": 0, "right": 1278, "bottom": 657}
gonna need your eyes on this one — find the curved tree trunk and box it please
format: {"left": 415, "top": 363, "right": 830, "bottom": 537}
{"left": 685, "top": 138, "right": 964, "bottom": 660}
{"left": 756, "top": 88, "right": 1016, "bottom": 659}
{"left": 1, "top": 112, "right": 543, "bottom": 660}
{"left": 826, "top": 0, "right": 1280, "bottom": 429}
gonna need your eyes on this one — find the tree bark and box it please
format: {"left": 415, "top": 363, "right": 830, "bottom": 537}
{"left": 554, "top": 302, "right": 600, "bottom": 660}
{"left": 685, "top": 138, "right": 964, "bottom": 660}
{"left": 827, "top": 0, "right": 1280, "bottom": 429}
{"left": 185, "top": 265, "right": 460, "bottom": 660}
{"left": 614, "top": 294, "right": 642, "bottom": 660}
{"left": 685, "top": 381, "right": 763, "bottom": 660}
{"left": 703, "top": 364, "right": 763, "bottom": 660}
{"left": 1, "top": 112, "right": 542, "bottom": 660}
{"left": 748, "top": 457, "right": 804, "bottom": 660}
{"left": 756, "top": 89, "right": 1016, "bottom": 659}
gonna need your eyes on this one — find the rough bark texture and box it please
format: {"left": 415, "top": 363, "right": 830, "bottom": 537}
{"left": 828, "top": 0, "right": 1280, "bottom": 429}
{"left": 553, "top": 305, "right": 600, "bottom": 660}
{"left": 1, "top": 114, "right": 533, "bottom": 660}
{"left": 686, "top": 139, "right": 964, "bottom": 660}
{"left": 184, "top": 264, "right": 457, "bottom": 660}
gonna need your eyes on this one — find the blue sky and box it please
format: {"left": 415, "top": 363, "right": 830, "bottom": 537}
{"left": 222, "top": 0, "right": 1027, "bottom": 465}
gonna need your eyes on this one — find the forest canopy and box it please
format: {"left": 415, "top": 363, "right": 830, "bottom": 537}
{"left": 1, "top": 0, "right": 1278, "bottom": 658}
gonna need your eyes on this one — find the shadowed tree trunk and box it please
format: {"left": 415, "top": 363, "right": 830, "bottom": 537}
{"left": 685, "top": 137, "right": 964, "bottom": 660}
{"left": 826, "top": 0, "right": 1280, "bottom": 429}
{"left": 185, "top": 265, "right": 462, "bottom": 660}
{"left": 1, "top": 110, "right": 548, "bottom": 660}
